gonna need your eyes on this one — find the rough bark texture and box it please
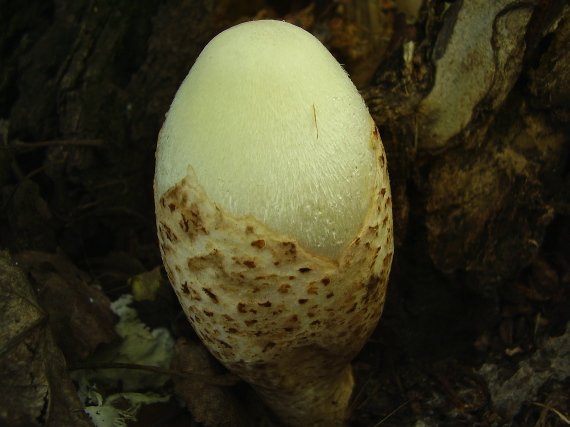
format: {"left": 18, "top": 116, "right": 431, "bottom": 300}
{"left": 364, "top": 0, "right": 568, "bottom": 294}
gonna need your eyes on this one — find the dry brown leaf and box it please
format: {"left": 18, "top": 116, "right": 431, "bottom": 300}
{"left": 0, "top": 250, "right": 92, "bottom": 426}
{"left": 14, "top": 250, "right": 118, "bottom": 364}
{"left": 171, "top": 338, "right": 254, "bottom": 427}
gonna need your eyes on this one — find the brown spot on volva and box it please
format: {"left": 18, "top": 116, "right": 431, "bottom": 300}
{"left": 262, "top": 342, "right": 276, "bottom": 352}
{"left": 282, "top": 241, "right": 297, "bottom": 258}
{"left": 233, "top": 257, "right": 257, "bottom": 269}
{"left": 245, "top": 319, "right": 258, "bottom": 326}
{"left": 321, "top": 277, "right": 330, "bottom": 286}
{"left": 380, "top": 188, "right": 386, "bottom": 197}
{"left": 204, "top": 310, "right": 214, "bottom": 317}
{"left": 217, "top": 339, "right": 232, "bottom": 349}
{"left": 181, "top": 282, "right": 190, "bottom": 294}
{"left": 222, "top": 314, "right": 234, "bottom": 321}
{"left": 346, "top": 303, "right": 357, "bottom": 314}
{"left": 184, "top": 203, "right": 208, "bottom": 236}
{"left": 326, "top": 292, "right": 334, "bottom": 299}
{"left": 383, "top": 252, "right": 393, "bottom": 268}
{"left": 251, "top": 239, "right": 266, "bottom": 249}
{"left": 168, "top": 203, "right": 176, "bottom": 212}
{"left": 243, "top": 260, "right": 256, "bottom": 269}
{"left": 237, "top": 303, "right": 247, "bottom": 313}
{"left": 298, "top": 267, "right": 312, "bottom": 273}
{"left": 310, "top": 320, "right": 321, "bottom": 326}
{"left": 245, "top": 225, "right": 254, "bottom": 234}
{"left": 289, "top": 315, "right": 298, "bottom": 323}
{"left": 369, "top": 247, "right": 382, "bottom": 270}
{"left": 180, "top": 214, "right": 190, "bottom": 232}
{"left": 228, "top": 328, "right": 238, "bottom": 333}
{"left": 308, "top": 312, "right": 315, "bottom": 318}
{"left": 387, "top": 231, "right": 393, "bottom": 246}
{"left": 258, "top": 301, "right": 272, "bottom": 307}
{"left": 191, "top": 288, "right": 202, "bottom": 301}
{"left": 364, "top": 275, "right": 380, "bottom": 301}
{"left": 298, "top": 299, "right": 308, "bottom": 304}
{"left": 160, "top": 223, "right": 178, "bottom": 243}
{"left": 284, "top": 327, "right": 294, "bottom": 332}
{"left": 202, "top": 287, "right": 218, "bottom": 303}
{"left": 307, "top": 287, "right": 318, "bottom": 295}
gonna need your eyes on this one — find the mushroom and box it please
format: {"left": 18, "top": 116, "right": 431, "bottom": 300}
{"left": 154, "top": 20, "right": 393, "bottom": 427}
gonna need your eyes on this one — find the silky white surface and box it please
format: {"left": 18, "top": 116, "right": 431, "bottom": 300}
{"left": 155, "top": 20, "right": 376, "bottom": 259}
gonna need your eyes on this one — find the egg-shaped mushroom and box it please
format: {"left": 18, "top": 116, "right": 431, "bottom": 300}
{"left": 155, "top": 20, "right": 393, "bottom": 427}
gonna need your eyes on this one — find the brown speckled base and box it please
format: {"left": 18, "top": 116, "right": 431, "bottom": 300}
{"left": 155, "top": 129, "right": 393, "bottom": 427}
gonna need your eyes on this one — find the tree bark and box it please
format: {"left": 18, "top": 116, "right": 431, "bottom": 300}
{"left": 363, "top": 0, "right": 569, "bottom": 295}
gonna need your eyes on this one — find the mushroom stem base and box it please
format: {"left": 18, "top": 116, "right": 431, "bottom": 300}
{"left": 254, "top": 363, "right": 354, "bottom": 427}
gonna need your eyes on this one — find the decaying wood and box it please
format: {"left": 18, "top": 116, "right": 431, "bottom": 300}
{"left": 364, "top": 0, "right": 568, "bottom": 295}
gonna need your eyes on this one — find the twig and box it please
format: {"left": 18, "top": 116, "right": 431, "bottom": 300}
{"left": 70, "top": 362, "right": 240, "bottom": 386}
{"left": 1, "top": 139, "right": 105, "bottom": 150}
{"left": 373, "top": 400, "right": 411, "bottom": 426}
{"left": 531, "top": 402, "right": 570, "bottom": 425}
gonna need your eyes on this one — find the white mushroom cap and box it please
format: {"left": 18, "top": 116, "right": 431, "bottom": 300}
{"left": 155, "top": 19, "right": 376, "bottom": 259}
{"left": 155, "top": 20, "right": 393, "bottom": 427}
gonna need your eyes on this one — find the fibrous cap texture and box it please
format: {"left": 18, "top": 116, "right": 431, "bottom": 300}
{"left": 155, "top": 20, "right": 376, "bottom": 259}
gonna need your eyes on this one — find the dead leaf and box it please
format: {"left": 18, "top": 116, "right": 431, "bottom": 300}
{"left": 14, "top": 250, "right": 118, "bottom": 364}
{"left": 171, "top": 338, "right": 254, "bottom": 427}
{"left": 129, "top": 266, "right": 162, "bottom": 302}
{"left": 0, "top": 250, "right": 92, "bottom": 426}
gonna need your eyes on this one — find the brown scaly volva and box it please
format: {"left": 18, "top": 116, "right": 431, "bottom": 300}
{"left": 155, "top": 121, "right": 392, "bottom": 426}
